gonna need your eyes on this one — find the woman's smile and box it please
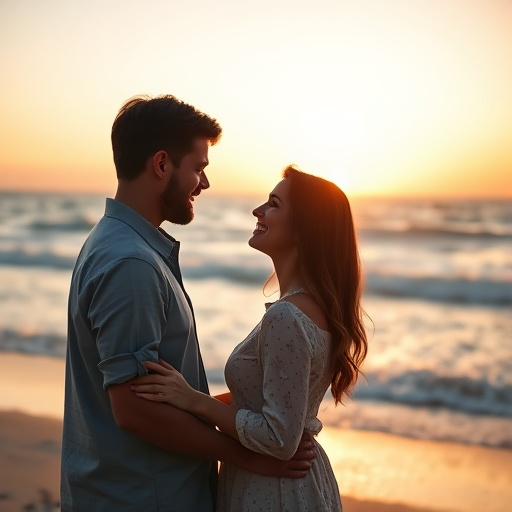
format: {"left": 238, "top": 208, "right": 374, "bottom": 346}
{"left": 253, "top": 222, "right": 268, "bottom": 235}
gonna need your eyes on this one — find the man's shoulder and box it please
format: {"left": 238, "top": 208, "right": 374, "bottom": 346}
{"left": 76, "top": 217, "right": 166, "bottom": 279}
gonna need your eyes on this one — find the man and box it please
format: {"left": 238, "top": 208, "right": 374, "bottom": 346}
{"left": 61, "top": 95, "right": 313, "bottom": 512}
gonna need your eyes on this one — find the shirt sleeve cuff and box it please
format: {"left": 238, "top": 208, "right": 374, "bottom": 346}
{"left": 97, "top": 340, "right": 160, "bottom": 389}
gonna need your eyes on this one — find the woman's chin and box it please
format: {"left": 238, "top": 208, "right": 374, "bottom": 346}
{"left": 248, "top": 236, "right": 263, "bottom": 252}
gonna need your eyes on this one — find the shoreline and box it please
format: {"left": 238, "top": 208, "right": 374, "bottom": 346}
{"left": 0, "top": 410, "right": 443, "bottom": 512}
{"left": 1, "top": 352, "right": 511, "bottom": 512}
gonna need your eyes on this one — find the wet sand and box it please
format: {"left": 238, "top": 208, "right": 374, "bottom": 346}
{"left": 1, "top": 353, "right": 511, "bottom": 512}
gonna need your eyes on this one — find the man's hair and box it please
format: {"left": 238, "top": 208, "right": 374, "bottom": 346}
{"left": 111, "top": 94, "right": 222, "bottom": 181}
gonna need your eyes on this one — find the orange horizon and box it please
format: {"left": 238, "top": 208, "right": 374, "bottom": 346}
{"left": 1, "top": 0, "right": 511, "bottom": 200}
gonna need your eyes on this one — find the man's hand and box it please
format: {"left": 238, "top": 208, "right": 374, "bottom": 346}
{"left": 237, "top": 432, "right": 317, "bottom": 479}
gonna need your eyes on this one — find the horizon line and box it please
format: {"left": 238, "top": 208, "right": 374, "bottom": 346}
{"left": 0, "top": 187, "right": 510, "bottom": 201}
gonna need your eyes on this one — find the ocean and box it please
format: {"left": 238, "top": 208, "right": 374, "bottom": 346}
{"left": 1, "top": 191, "right": 511, "bottom": 449}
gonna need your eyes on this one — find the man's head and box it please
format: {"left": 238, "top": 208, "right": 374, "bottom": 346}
{"left": 111, "top": 95, "right": 222, "bottom": 181}
{"left": 111, "top": 95, "right": 222, "bottom": 226}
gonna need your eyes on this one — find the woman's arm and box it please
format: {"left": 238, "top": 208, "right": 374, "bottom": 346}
{"left": 112, "top": 379, "right": 315, "bottom": 477}
{"left": 131, "top": 360, "right": 239, "bottom": 439}
{"left": 235, "top": 303, "right": 314, "bottom": 460}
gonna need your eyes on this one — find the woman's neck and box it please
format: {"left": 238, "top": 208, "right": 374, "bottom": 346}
{"left": 272, "top": 255, "right": 306, "bottom": 299}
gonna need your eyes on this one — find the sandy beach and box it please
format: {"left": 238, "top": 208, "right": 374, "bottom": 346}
{"left": 1, "top": 352, "right": 511, "bottom": 512}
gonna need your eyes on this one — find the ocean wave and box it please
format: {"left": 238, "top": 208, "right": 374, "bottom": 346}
{"left": 0, "top": 329, "right": 66, "bottom": 358}
{"left": 360, "top": 226, "right": 512, "bottom": 239}
{"left": 182, "top": 264, "right": 268, "bottom": 285}
{"left": 355, "top": 369, "right": 512, "bottom": 418}
{"left": 3, "top": 328, "right": 512, "bottom": 448}
{"left": 319, "top": 399, "right": 512, "bottom": 449}
{"left": 0, "top": 247, "right": 510, "bottom": 305}
{"left": 28, "top": 217, "right": 96, "bottom": 232}
{"left": 12, "top": 219, "right": 512, "bottom": 238}
{"left": 185, "top": 267, "right": 512, "bottom": 305}
{"left": 365, "top": 274, "right": 512, "bottom": 305}
{"left": 4, "top": 328, "right": 510, "bottom": 420}
{"left": 0, "top": 249, "right": 77, "bottom": 269}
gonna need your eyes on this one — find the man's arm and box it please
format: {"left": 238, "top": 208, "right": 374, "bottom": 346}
{"left": 109, "top": 380, "right": 314, "bottom": 478}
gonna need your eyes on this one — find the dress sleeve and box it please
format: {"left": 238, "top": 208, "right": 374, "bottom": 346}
{"left": 88, "top": 258, "right": 170, "bottom": 388}
{"left": 235, "top": 303, "right": 314, "bottom": 460}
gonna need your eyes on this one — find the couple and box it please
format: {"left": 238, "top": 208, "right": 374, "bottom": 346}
{"left": 61, "top": 94, "right": 368, "bottom": 512}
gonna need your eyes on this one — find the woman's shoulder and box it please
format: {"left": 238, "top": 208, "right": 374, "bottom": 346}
{"left": 267, "top": 293, "right": 330, "bottom": 333}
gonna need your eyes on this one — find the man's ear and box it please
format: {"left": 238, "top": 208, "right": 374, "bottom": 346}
{"left": 153, "top": 151, "right": 168, "bottom": 179}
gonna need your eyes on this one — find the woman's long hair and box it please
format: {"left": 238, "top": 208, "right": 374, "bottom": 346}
{"left": 283, "top": 165, "right": 367, "bottom": 404}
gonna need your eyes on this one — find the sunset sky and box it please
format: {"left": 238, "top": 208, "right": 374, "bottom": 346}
{"left": 1, "top": 0, "right": 511, "bottom": 197}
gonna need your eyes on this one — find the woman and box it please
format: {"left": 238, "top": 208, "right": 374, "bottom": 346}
{"left": 132, "top": 165, "right": 368, "bottom": 511}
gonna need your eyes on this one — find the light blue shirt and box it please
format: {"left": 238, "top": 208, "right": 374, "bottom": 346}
{"left": 61, "top": 198, "right": 215, "bottom": 512}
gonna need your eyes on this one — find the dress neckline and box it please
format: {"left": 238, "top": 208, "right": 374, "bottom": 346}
{"left": 264, "top": 288, "right": 308, "bottom": 310}
{"left": 279, "top": 287, "right": 308, "bottom": 300}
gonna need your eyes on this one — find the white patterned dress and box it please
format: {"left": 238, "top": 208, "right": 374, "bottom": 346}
{"left": 217, "top": 300, "right": 343, "bottom": 511}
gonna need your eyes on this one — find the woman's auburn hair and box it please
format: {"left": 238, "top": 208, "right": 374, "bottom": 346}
{"left": 283, "top": 165, "right": 368, "bottom": 404}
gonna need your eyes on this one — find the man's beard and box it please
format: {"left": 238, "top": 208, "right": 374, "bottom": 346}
{"left": 161, "top": 173, "right": 195, "bottom": 225}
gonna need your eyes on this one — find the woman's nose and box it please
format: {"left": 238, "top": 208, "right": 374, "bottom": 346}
{"left": 252, "top": 204, "right": 264, "bottom": 217}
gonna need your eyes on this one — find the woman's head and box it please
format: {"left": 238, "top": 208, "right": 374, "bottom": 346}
{"left": 254, "top": 165, "right": 367, "bottom": 403}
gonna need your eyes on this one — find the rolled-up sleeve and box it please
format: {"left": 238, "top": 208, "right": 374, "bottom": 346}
{"left": 87, "top": 258, "right": 169, "bottom": 388}
{"left": 97, "top": 340, "right": 159, "bottom": 388}
{"left": 235, "top": 305, "right": 314, "bottom": 460}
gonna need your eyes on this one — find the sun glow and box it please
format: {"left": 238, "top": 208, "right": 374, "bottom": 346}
{"left": 0, "top": 0, "right": 511, "bottom": 197}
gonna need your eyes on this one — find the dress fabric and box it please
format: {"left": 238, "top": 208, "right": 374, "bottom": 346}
{"left": 218, "top": 300, "right": 342, "bottom": 511}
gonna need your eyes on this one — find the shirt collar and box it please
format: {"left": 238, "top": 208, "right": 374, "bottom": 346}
{"left": 104, "top": 198, "right": 177, "bottom": 259}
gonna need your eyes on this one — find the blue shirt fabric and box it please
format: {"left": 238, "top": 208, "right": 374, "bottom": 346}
{"left": 61, "top": 198, "right": 215, "bottom": 512}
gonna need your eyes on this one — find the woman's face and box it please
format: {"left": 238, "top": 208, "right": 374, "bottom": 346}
{"left": 248, "top": 178, "right": 296, "bottom": 259}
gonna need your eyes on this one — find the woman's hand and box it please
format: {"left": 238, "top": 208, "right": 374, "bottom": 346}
{"left": 132, "top": 360, "right": 239, "bottom": 438}
{"left": 240, "top": 432, "right": 317, "bottom": 478}
{"left": 131, "top": 360, "right": 197, "bottom": 412}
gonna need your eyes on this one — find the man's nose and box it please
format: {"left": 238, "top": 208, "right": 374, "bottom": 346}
{"left": 200, "top": 172, "right": 210, "bottom": 190}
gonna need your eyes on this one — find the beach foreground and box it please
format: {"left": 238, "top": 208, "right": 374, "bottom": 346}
{"left": 0, "top": 410, "right": 443, "bottom": 512}
{"left": 1, "top": 353, "right": 511, "bottom": 512}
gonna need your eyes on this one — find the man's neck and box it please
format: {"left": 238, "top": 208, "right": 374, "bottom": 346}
{"left": 115, "top": 183, "right": 161, "bottom": 228}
